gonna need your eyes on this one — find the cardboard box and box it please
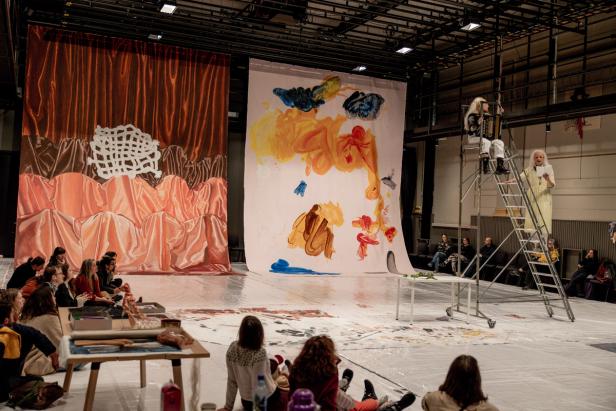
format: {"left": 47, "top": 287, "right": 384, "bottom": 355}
{"left": 70, "top": 310, "right": 112, "bottom": 331}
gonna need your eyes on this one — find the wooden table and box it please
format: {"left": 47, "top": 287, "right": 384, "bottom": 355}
{"left": 395, "top": 274, "right": 475, "bottom": 324}
{"left": 58, "top": 308, "right": 209, "bottom": 411}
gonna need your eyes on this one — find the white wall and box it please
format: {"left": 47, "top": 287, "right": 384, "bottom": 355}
{"left": 431, "top": 113, "right": 616, "bottom": 225}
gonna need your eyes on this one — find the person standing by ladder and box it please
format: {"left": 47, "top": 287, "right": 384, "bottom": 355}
{"left": 520, "top": 149, "right": 555, "bottom": 239}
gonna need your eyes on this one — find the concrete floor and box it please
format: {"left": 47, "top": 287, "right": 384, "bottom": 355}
{"left": 1, "top": 260, "right": 616, "bottom": 411}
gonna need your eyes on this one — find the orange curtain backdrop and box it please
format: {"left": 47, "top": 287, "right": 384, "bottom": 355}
{"left": 22, "top": 25, "right": 228, "bottom": 161}
{"left": 16, "top": 26, "right": 231, "bottom": 273}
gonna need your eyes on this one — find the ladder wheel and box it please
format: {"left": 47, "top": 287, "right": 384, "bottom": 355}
{"left": 446, "top": 307, "right": 453, "bottom": 317}
{"left": 547, "top": 307, "right": 554, "bottom": 317}
{"left": 487, "top": 319, "right": 496, "bottom": 328}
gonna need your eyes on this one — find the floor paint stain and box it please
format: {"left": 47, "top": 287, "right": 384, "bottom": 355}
{"left": 178, "top": 307, "right": 333, "bottom": 320}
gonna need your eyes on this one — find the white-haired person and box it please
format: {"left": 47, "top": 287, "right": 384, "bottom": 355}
{"left": 521, "top": 149, "right": 555, "bottom": 238}
{"left": 464, "top": 97, "right": 509, "bottom": 175}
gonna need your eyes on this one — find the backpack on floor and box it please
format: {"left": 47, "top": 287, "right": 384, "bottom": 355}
{"left": 7, "top": 379, "right": 64, "bottom": 410}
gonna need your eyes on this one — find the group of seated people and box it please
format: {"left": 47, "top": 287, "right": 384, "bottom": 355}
{"left": 424, "top": 234, "right": 613, "bottom": 300}
{"left": 219, "top": 315, "right": 499, "bottom": 411}
{"left": 0, "top": 247, "right": 124, "bottom": 402}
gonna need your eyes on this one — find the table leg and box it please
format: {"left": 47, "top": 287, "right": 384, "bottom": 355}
{"left": 63, "top": 361, "right": 75, "bottom": 393}
{"left": 467, "top": 283, "right": 471, "bottom": 324}
{"left": 140, "top": 360, "right": 147, "bottom": 388}
{"left": 172, "top": 358, "right": 184, "bottom": 411}
{"left": 450, "top": 283, "right": 455, "bottom": 320}
{"left": 410, "top": 283, "right": 415, "bottom": 324}
{"left": 84, "top": 362, "right": 100, "bottom": 411}
{"left": 395, "top": 277, "right": 400, "bottom": 320}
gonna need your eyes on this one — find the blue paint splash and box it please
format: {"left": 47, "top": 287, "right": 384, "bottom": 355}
{"left": 273, "top": 87, "right": 325, "bottom": 112}
{"left": 270, "top": 259, "right": 338, "bottom": 275}
{"left": 294, "top": 180, "right": 307, "bottom": 197}
{"left": 343, "top": 91, "right": 385, "bottom": 120}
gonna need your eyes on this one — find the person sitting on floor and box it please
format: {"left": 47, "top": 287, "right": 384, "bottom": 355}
{"left": 446, "top": 237, "right": 475, "bottom": 275}
{"left": 289, "top": 335, "right": 415, "bottom": 411}
{"left": 74, "top": 259, "right": 113, "bottom": 305}
{"left": 565, "top": 249, "right": 599, "bottom": 297}
{"left": 47, "top": 246, "right": 67, "bottom": 268}
{"left": 19, "top": 285, "right": 63, "bottom": 376}
{"left": 103, "top": 251, "right": 123, "bottom": 288}
{"left": 6, "top": 257, "right": 45, "bottom": 290}
{"left": 422, "top": 355, "right": 499, "bottom": 411}
{"left": 1, "top": 289, "right": 25, "bottom": 323}
{"left": 218, "top": 315, "right": 283, "bottom": 411}
{"left": 0, "top": 296, "right": 59, "bottom": 402}
{"left": 97, "top": 255, "right": 122, "bottom": 296}
{"left": 21, "top": 265, "right": 63, "bottom": 299}
{"left": 428, "top": 235, "right": 452, "bottom": 273}
{"left": 55, "top": 263, "right": 89, "bottom": 308}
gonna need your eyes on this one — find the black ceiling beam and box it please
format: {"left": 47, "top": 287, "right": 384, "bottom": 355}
{"left": 405, "top": 92, "right": 616, "bottom": 143}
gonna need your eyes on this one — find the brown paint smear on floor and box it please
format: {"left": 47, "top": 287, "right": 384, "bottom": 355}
{"left": 179, "top": 307, "right": 333, "bottom": 320}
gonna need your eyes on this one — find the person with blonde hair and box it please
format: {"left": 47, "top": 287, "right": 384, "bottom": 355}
{"left": 74, "top": 259, "right": 113, "bottom": 305}
{"left": 521, "top": 149, "right": 555, "bottom": 237}
{"left": 464, "top": 97, "right": 509, "bottom": 175}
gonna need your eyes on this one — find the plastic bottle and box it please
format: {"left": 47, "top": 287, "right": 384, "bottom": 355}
{"left": 288, "top": 388, "right": 317, "bottom": 411}
{"left": 254, "top": 374, "right": 268, "bottom": 411}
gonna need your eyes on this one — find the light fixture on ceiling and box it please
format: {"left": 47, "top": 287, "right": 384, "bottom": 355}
{"left": 148, "top": 33, "right": 163, "bottom": 40}
{"left": 352, "top": 65, "right": 367, "bottom": 72}
{"left": 460, "top": 21, "right": 481, "bottom": 32}
{"left": 159, "top": 1, "right": 177, "bottom": 14}
{"left": 396, "top": 46, "right": 413, "bottom": 55}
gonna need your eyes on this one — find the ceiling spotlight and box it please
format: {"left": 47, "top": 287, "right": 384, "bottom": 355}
{"left": 396, "top": 46, "right": 413, "bottom": 55}
{"left": 148, "top": 33, "right": 163, "bottom": 40}
{"left": 160, "top": 1, "right": 177, "bottom": 14}
{"left": 461, "top": 22, "right": 481, "bottom": 31}
{"left": 353, "top": 65, "right": 367, "bottom": 72}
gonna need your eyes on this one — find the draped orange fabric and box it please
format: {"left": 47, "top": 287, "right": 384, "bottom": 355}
{"left": 17, "top": 26, "right": 231, "bottom": 273}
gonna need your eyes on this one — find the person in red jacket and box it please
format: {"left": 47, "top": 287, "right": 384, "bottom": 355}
{"left": 74, "top": 259, "right": 113, "bottom": 305}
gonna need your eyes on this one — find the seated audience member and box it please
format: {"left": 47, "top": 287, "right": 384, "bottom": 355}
{"left": 97, "top": 255, "right": 120, "bottom": 296}
{"left": 536, "top": 238, "right": 559, "bottom": 263}
{"left": 422, "top": 355, "right": 499, "bottom": 411}
{"left": 2, "top": 289, "right": 25, "bottom": 322}
{"left": 446, "top": 237, "right": 475, "bottom": 274}
{"left": 584, "top": 259, "right": 614, "bottom": 300}
{"left": 479, "top": 237, "right": 497, "bottom": 264}
{"left": 21, "top": 266, "right": 63, "bottom": 298}
{"left": 218, "top": 316, "right": 281, "bottom": 411}
{"left": 74, "top": 259, "right": 113, "bottom": 305}
{"left": 104, "top": 251, "right": 123, "bottom": 287}
{"left": 47, "top": 246, "right": 67, "bottom": 267}
{"left": 290, "top": 335, "right": 415, "bottom": 411}
{"left": 6, "top": 257, "right": 45, "bottom": 289}
{"left": 19, "top": 285, "right": 63, "bottom": 376}
{"left": 428, "top": 234, "right": 452, "bottom": 273}
{"left": 55, "top": 263, "right": 88, "bottom": 307}
{"left": 565, "top": 249, "right": 599, "bottom": 297}
{"left": 0, "top": 298, "right": 59, "bottom": 402}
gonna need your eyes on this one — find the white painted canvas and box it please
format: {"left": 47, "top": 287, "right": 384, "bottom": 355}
{"left": 244, "top": 59, "right": 414, "bottom": 274}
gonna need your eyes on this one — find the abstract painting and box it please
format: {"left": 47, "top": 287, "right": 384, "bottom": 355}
{"left": 244, "top": 60, "right": 413, "bottom": 274}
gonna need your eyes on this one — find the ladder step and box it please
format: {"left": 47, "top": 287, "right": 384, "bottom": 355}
{"left": 536, "top": 283, "right": 560, "bottom": 289}
{"left": 497, "top": 181, "right": 518, "bottom": 185}
{"left": 506, "top": 205, "right": 527, "bottom": 208}
{"left": 528, "top": 261, "right": 551, "bottom": 266}
{"left": 521, "top": 239, "right": 541, "bottom": 243}
{"left": 531, "top": 272, "right": 557, "bottom": 278}
{"left": 501, "top": 194, "right": 522, "bottom": 197}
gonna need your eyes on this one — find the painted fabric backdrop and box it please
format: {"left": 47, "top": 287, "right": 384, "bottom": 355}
{"left": 16, "top": 26, "right": 231, "bottom": 273}
{"left": 244, "top": 59, "right": 413, "bottom": 274}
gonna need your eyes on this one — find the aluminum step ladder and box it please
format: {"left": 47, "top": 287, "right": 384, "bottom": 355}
{"left": 488, "top": 150, "right": 575, "bottom": 322}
